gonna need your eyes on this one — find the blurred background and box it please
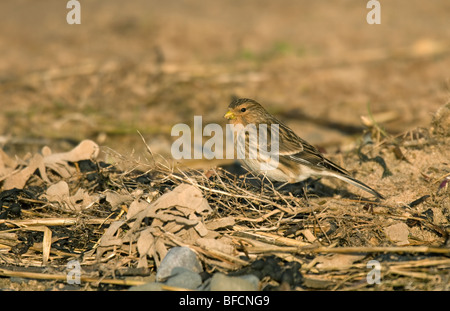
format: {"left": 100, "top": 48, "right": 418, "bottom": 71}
{"left": 1, "top": 0, "right": 449, "bottom": 165}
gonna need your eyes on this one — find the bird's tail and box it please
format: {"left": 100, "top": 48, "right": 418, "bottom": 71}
{"left": 327, "top": 172, "right": 385, "bottom": 200}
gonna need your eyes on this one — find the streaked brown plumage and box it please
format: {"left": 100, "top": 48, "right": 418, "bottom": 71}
{"left": 224, "top": 98, "right": 384, "bottom": 199}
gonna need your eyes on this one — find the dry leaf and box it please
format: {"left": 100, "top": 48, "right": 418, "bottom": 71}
{"left": 196, "top": 238, "right": 235, "bottom": 255}
{"left": 148, "top": 183, "right": 212, "bottom": 215}
{"left": 2, "top": 140, "right": 100, "bottom": 190}
{"left": 3, "top": 154, "right": 46, "bottom": 190}
{"left": 126, "top": 199, "right": 148, "bottom": 217}
{"left": 154, "top": 239, "right": 168, "bottom": 267}
{"left": 0, "top": 149, "right": 17, "bottom": 180}
{"left": 105, "top": 190, "right": 134, "bottom": 212}
{"left": 137, "top": 228, "right": 155, "bottom": 268}
{"left": 44, "top": 181, "right": 97, "bottom": 211}
{"left": 43, "top": 140, "right": 99, "bottom": 178}
{"left": 205, "top": 217, "right": 235, "bottom": 230}
{"left": 100, "top": 184, "right": 213, "bottom": 268}
{"left": 45, "top": 181, "right": 70, "bottom": 204}
{"left": 99, "top": 220, "right": 125, "bottom": 247}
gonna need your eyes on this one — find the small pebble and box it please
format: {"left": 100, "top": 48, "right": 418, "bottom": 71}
{"left": 165, "top": 267, "right": 202, "bottom": 290}
{"left": 156, "top": 246, "right": 203, "bottom": 282}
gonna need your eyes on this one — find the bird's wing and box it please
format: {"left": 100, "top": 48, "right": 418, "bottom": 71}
{"left": 273, "top": 122, "right": 351, "bottom": 176}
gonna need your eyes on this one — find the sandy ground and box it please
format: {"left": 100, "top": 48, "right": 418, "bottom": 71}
{"left": 1, "top": 0, "right": 449, "bottom": 158}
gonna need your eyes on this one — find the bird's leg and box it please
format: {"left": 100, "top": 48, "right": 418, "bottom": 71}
{"left": 275, "top": 181, "right": 290, "bottom": 191}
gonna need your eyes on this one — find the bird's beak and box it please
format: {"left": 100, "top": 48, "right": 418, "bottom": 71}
{"left": 224, "top": 110, "right": 235, "bottom": 120}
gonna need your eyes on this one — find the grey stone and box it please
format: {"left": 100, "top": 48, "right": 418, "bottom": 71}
{"left": 165, "top": 267, "right": 202, "bottom": 290}
{"left": 156, "top": 246, "right": 203, "bottom": 282}
{"left": 238, "top": 274, "right": 260, "bottom": 288}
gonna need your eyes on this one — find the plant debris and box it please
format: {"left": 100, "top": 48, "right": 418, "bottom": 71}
{"left": 0, "top": 103, "right": 450, "bottom": 291}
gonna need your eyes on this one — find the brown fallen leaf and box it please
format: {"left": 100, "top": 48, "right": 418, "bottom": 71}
{"left": 2, "top": 140, "right": 100, "bottom": 190}
{"left": 107, "top": 184, "right": 214, "bottom": 268}
{"left": 105, "top": 190, "right": 134, "bottom": 211}
{"left": 3, "top": 154, "right": 47, "bottom": 190}
{"left": 44, "top": 181, "right": 98, "bottom": 211}
{"left": 126, "top": 199, "right": 150, "bottom": 220}
{"left": 196, "top": 238, "right": 235, "bottom": 255}
{"left": 0, "top": 149, "right": 17, "bottom": 180}
{"left": 205, "top": 217, "right": 235, "bottom": 230}
{"left": 43, "top": 140, "right": 99, "bottom": 178}
{"left": 137, "top": 227, "right": 155, "bottom": 269}
{"left": 147, "top": 183, "right": 212, "bottom": 215}
{"left": 96, "top": 220, "right": 126, "bottom": 260}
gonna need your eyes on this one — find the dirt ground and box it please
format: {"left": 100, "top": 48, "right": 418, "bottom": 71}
{"left": 0, "top": 1, "right": 449, "bottom": 291}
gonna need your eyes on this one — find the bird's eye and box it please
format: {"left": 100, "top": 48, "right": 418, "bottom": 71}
{"left": 240, "top": 108, "right": 247, "bottom": 112}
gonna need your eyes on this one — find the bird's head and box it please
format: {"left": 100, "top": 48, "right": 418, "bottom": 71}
{"left": 224, "top": 98, "right": 269, "bottom": 126}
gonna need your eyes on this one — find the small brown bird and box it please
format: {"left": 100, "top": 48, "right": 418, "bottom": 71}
{"left": 224, "top": 98, "right": 384, "bottom": 199}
